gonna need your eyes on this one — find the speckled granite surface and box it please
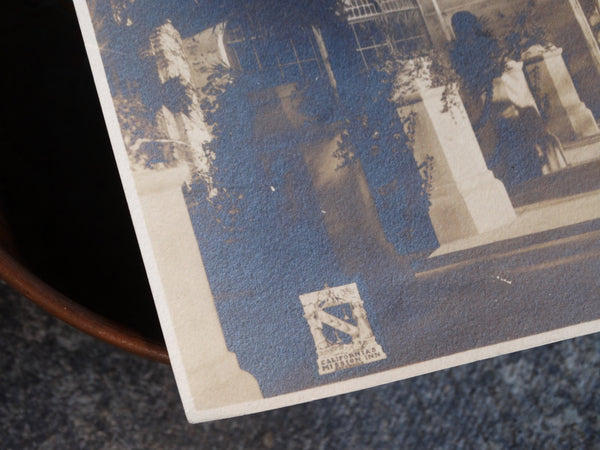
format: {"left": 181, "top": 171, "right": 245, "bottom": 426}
{"left": 1, "top": 280, "right": 599, "bottom": 449}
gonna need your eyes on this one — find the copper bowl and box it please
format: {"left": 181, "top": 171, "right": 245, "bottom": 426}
{"left": 1, "top": 1, "right": 169, "bottom": 363}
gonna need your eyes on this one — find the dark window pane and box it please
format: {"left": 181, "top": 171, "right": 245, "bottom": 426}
{"left": 374, "top": 43, "right": 391, "bottom": 62}
{"left": 282, "top": 64, "right": 302, "bottom": 80}
{"left": 231, "top": 43, "right": 260, "bottom": 73}
{"left": 254, "top": 39, "right": 277, "bottom": 70}
{"left": 302, "top": 60, "right": 322, "bottom": 80}
{"left": 392, "top": 10, "right": 428, "bottom": 41}
{"left": 273, "top": 39, "right": 296, "bottom": 65}
{"left": 353, "top": 21, "right": 387, "bottom": 48}
{"left": 361, "top": 48, "right": 380, "bottom": 69}
{"left": 397, "top": 36, "right": 427, "bottom": 55}
{"left": 294, "top": 35, "right": 317, "bottom": 60}
{"left": 226, "top": 25, "right": 245, "bottom": 44}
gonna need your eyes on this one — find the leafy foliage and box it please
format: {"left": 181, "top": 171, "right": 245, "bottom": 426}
{"left": 449, "top": 3, "right": 550, "bottom": 99}
{"left": 96, "top": 0, "right": 442, "bottom": 258}
{"left": 502, "top": 0, "right": 550, "bottom": 61}
{"left": 112, "top": 91, "right": 166, "bottom": 169}
{"left": 189, "top": 68, "right": 346, "bottom": 302}
{"left": 333, "top": 64, "right": 437, "bottom": 254}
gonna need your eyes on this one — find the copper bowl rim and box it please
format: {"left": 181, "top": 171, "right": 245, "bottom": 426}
{"left": 0, "top": 244, "right": 170, "bottom": 364}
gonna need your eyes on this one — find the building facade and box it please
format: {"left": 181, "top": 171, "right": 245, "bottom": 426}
{"left": 139, "top": 0, "right": 599, "bottom": 262}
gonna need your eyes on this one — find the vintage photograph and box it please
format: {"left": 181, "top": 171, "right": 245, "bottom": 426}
{"left": 74, "top": 0, "right": 600, "bottom": 421}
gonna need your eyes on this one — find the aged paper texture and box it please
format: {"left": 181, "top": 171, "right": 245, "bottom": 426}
{"left": 73, "top": 0, "right": 600, "bottom": 422}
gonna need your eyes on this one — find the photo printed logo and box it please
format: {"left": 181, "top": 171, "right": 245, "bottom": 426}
{"left": 300, "top": 283, "right": 386, "bottom": 375}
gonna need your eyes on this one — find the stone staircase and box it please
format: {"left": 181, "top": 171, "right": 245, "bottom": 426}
{"left": 562, "top": 133, "right": 600, "bottom": 166}
{"left": 415, "top": 218, "right": 600, "bottom": 280}
{"left": 413, "top": 158, "right": 600, "bottom": 276}
{"left": 508, "top": 159, "right": 600, "bottom": 207}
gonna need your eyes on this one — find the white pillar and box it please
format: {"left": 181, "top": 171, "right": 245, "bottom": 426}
{"left": 397, "top": 81, "right": 516, "bottom": 245}
{"left": 522, "top": 45, "right": 600, "bottom": 142}
{"left": 414, "top": 0, "right": 453, "bottom": 46}
{"left": 134, "top": 166, "right": 263, "bottom": 408}
{"left": 569, "top": 0, "right": 600, "bottom": 77}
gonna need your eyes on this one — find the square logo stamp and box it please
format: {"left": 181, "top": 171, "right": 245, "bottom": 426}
{"left": 300, "top": 283, "right": 387, "bottom": 375}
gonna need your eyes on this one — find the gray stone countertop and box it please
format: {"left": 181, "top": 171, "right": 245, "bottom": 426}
{"left": 1, "top": 280, "right": 599, "bottom": 449}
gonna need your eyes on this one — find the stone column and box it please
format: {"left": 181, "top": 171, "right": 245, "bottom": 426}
{"left": 568, "top": 0, "right": 600, "bottom": 78}
{"left": 522, "top": 45, "right": 600, "bottom": 142}
{"left": 416, "top": 0, "right": 454, "bottom": 46}
{"left": 396, "top": 78, "right": 516, "bottom": 245}
{"left": 134, "top": 166, "right": 262, "bottom": 409}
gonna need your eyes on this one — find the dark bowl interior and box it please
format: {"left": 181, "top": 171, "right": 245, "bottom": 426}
{"left": 1, "top": 1, "right": 168, "bottom": 362}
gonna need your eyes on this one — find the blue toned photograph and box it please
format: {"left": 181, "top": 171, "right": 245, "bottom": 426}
{"left": 78, "top": 0, "right": 600, "bottom": 421}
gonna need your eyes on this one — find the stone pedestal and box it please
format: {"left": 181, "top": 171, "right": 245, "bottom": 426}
{"left": 134, "top": 166, "right": 262, "bottom": 409}
{"left": 522, "top": 45, "right": 600, "bottom": 142}
{"left": 397, "top": 83, "right": 516, "bottom": 245}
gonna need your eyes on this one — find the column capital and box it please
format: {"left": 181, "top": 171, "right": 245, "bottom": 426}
{"left": 522, "top": 45, "right": 563, "bottom": 63}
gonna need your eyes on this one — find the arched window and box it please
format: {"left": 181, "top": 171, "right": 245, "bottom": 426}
{"left": 345, "top": 0, "right": 431, "bottom": 69}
